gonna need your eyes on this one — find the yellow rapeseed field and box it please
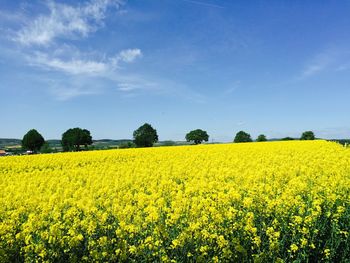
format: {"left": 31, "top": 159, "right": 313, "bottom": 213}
{"left": 0, "top": 140, "right": 349, "bottom": 262}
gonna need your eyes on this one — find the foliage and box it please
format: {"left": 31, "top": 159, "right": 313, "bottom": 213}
{"left": 40, "top": 142, "right": 54, "bottom": 153}
{"left": 0, "top": 141, "right": 349, "bottom": 262}
{"left": 234, "top": 130, "right": 253, "bottom": 143}
{"left": 301, "top": 131, "right": 315, "bottom": 140}
{"left": 133, "top": 123, "right": 158, "bottom": 147}
{"left": 256, "top": 134, "right": 267, "bottom": 142}
{"left": 160, "top": 140, "right": 176, "bottom": 146}
{"left": 119, "top": 142, "right": 136, "bottom": 149}
{"left": 61, "top": 128, "right": 92, "bottom": 151}
{"left": 185, "top": 129, "right": 209, "bottom": 144}
{"left": 282, "top": 137, "right": 295, "bottom": 141}
{"left": 21, "top": 129, "right": 45, "bottom": 152}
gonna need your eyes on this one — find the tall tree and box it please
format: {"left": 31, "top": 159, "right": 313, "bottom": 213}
{"left": 186, "top": 129, "right": 209, "bottom": 144}
{"left": 61, "top": 128, "right": 92, "bottom": 151}
{"left": 300, "top": 131, "right": 315, "bottom": 140}
{"left": 234, "top": 131, "right": 253, "bottom": 143}
{"left": 133, "top": 123, "right": 158, "bottom": 147}
{"left": 22, "top": 129, "right": 45, "bottom": 152}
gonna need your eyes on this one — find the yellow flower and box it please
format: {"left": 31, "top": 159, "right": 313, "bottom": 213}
{"left": 290, "top": 244, "right": 298, "bottom": 252}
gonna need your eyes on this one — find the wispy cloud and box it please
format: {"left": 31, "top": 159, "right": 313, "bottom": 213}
{"left": 30, "top": 52, "right": 109, "bottom": 75}
{"left": 28, "top": 48, "right": 142, "bottom": 75}
{"left": 0, "top": 9, "right": 26, "bottom": 24}
{"left": 51, "top": 85, "right": 100, "bottom": 101}
{"left": 224, "top": 80, "right": 240, "bottom": 94}
{"left": 4, "top": 0, "right": 204, "bottom": 103}
{"left": 118, "top": 49, "right": 142, "bottom": 63}
{"left": 181, "top": 0, "right": 224, "bottom": 9}
{"left": 301, "top": 48, "right": 350, "bottom": 78}
{"left": 302, "top": 55, "right": 331, "bottom": 77}
{"left": 15, "top": 0, "right": 122, "bottom": 46}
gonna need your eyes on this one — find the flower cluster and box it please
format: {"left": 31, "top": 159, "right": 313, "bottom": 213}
{"left": 0, "top": 141, "right": 349, "bottom": 262}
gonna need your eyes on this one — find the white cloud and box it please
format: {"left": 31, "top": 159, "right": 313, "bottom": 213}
{"left": 16, "top": 0, "right": 122, "bottom": 46}
{"left": 31, "top": 52, "right": 109, "bottom": 75}
{"left": 6, "top": 1, "right": 202, "bottom": 102}
{"left": 29, "top": 47, "right": 142, "bottom": 75}
{"left": 118, "top": 49, "right": 142, "bottom": 63}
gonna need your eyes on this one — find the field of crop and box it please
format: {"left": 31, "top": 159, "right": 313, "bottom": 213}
{"left": 0, "top": 140, "right": 349, "bottom": 262}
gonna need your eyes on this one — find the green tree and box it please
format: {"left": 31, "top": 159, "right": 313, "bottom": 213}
{"left": 185, "top": 129, "right": 209, "bottom": 144}
{"left": 22, "top": 129, "right": 45, "bottom": 152}
{"left": 133, "top": 123, "right": 158, "bottom": 147}
{"left": 300, "top": 131, "right": 315, "bottom": 140}
{"left": 61, "top": 128, "right": 92, "bottom": 151}
{"left": 234, "top": 131, "right": 252, "bottom": 143}
{"left": 256, "top": 134, "right": 267, "bottom": 142}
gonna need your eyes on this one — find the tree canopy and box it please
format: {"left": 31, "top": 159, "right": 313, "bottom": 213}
{"left": 300, "top": 131, "right": 315, "bottom": 140}
{"left": 185, "top": 129, "right": 209, "bottom": 144}
{"left": 133, "top": 123, "right": 158, "bottom": 147}
{"left": 256, "top": 134, "right": 267, "bottom": 142}
{"left": 61, "top": 128, "right": 92, "bottom": 151}
{"left": 22, "top": 129, "right": 45, "bottom": 152}
{"left": 234, "top": 131, "right": 253, "bottom": 143}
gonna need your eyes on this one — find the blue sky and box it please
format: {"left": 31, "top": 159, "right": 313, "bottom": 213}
{"left": 1, "top": 0, "right": 350, "bottom": 141}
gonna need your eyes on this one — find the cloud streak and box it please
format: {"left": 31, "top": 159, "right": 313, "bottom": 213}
{"left": 181, "top": 0, "right": 224, "bottom": 9}
{"left": 301, "top": 48, "right": 350, "bottom": 78}
{"left": 29, "top": 48, "right": 142, "bottom": 75}
{"left": 31, "top": 52, "right": 109, "bottom": 75}
{"left": 15, "top": 0, "right": 122, "bottom": 46}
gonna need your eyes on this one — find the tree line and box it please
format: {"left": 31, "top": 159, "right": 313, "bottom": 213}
{"left": 21, "top": 124, "right": 316, "bottom": 153}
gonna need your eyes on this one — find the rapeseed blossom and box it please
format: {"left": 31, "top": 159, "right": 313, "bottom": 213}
{"left": 0, "top": 140, "right": 349, "bottom": 261}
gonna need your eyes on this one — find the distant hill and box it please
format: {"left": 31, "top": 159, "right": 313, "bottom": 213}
{"left": 0, "top": 138, "right": 21, "bottom": 145}
{"left": 0, "top": 139, "right": 21, "bottom": 149}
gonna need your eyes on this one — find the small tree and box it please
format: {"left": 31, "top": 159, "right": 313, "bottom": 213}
{"left": 61, "top": 128, "right": 92, "bottom": 151}
{"left": 234, "top": 131, "right": 252, "bottom": 143}
{"left": 186, "top": 129, "right": 209, "bottom": 144}
{"left": 133, "top": 123, "right": 158, "bottom": 147}
{"left": 256, "top": 134, "right": 267, "bottom": 142}
{"left": 300, "top": 131, "right": 315, "bottom": 140}
{"left": 22, "top": 129, "right": 45, "bottom": 152}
